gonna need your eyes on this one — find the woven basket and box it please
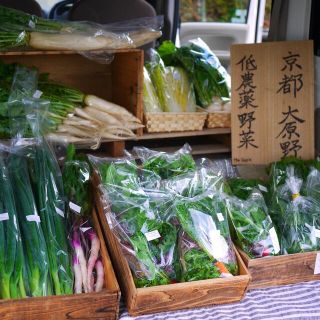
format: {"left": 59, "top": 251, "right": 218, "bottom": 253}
{"left": 206, "top": 111, "right": 231, "bottom": 128}
{"left": 144, "top": 112, "right": 207, "bottom": 133}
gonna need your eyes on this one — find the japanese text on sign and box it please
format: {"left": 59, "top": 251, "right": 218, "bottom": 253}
{"left": 277, "top": 51, "right": 305, "bottom": 158}
{"left": 236, "top": 54, "right": 258, "bottom": 150}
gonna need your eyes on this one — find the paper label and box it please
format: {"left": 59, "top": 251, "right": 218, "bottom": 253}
{"left": 314, "top": 253, "right": 320, "bottom": 275}
{"left": 33, "top": 90, "right": 43, "bottom": 99}
{"left": 26, "top": 215, "right": 41, "bottom": 223}
{"left": 217, "top": 212, "right": 224, "bottom": 222}
{"left": 269, "top": 227, "right": 280, "bottom": 254}
{"left": 144, "top": 230, "right": 161, "bottom": 241}
{"left": 315, "top": 229, "right": 320, "bottom": 238}
{"left": 55, "top": 207, "right": 65, "bottom": 218}
{"left": 0, "top": 212, "right": 9, "bottom": 221}
{"left": 28, "top": 20, "right": 36, "bottom": 29}
{"left": 69, "top": 202, "right": 81, "bottom": 214}
{"left": 258, "top": 184, "right": 268, "bottom": 192}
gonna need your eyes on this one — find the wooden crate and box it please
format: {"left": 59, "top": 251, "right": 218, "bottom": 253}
{"left": 238, "top": 248, "right": 320, "bottom": 290}
{"left": 0, "top": 49, "right": 144, "bottom": 155}
{"left": 0, "top": 209, "right": 121, "bottom": 320}
{"left": 95, "top": 190, "right": 250, "bottom": 316}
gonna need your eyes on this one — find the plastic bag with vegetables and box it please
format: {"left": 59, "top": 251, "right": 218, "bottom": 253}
{"left": 277, "top": 166, "right": 320, "bottom": 254}
{"left": 146, "top": 50, "right": 197, "bottom": 112}
{"left": 132, "top": 143, "right": 196, "bottom": 180}
{"left": 157, "top": 38, "right": 230, "bottom": 107}
{"left": 225, "top": 180, "right": 280, "bottom": 258}
{"left": 143, "top": 67, "right": 162, "bottom": 113}
{"left": 175, "top": 192, "right": 238, "bottom": 281}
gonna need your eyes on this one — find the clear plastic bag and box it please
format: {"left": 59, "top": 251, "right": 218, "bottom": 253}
{"left": 0, "top": 151, "right": 28, "bottom": 299}
{"left": 7, "top": 67, "right": 73, "bottom": 296}
{"left": 157, "top": 38, "right": 231, "bottom": 107}
{"left": 143, "top": 66, "right": 162, "bottom": 113}
{"left": 277, "top": 166, "right": 320, "bottom": 254}
{"left": 146, "top": 50, "right": 197, "bottom": 112}
{"left": 0, "top": 6, "right": 162, "bottom": 62}
{"left": 226, "top": 187, "right": 280, "bottom": 258}
{"left": 175, "top": 191, "right": 238, "bottom": 281}
{"left": 70, "top": 219, "right": 104, "bottom": 293}
{"left": 132, "top": 143, "right": 196, "bottom": 180}
{"left": 62, "top": 145, "right": 92, "bottom": 221}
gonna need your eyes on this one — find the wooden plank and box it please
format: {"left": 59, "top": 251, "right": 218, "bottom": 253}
{"left": 111, "top": 50, "right": 144, "bottom": 135}
{"left": 0, "top": 209, "right": 120, "bottom": 320}
{"left": 94, "top": 182, "right": 250, "bottom": 316}
{"left": 231, "top": 40, "right": 314, "bottom": 165}
{"left": 139, "top": 128, "right": 231, "bottom": 140}
{"left": 238, "top": 248, "right": 320, "bottom": 290}
{"left": 144, "top": 144, "right": 230, "bottom": 155}
{"left": 0, "top": 49, "right": 142, "bottom": 56}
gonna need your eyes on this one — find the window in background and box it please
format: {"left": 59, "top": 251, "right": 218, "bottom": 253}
{"left": 36, "top": 0, "right": 60, "bottom": 13}
{"left": 262, "top": 0, "right": 272, "bottom": 40}
{"left": 180, "top": 0, "right": 250, "bottom": 24}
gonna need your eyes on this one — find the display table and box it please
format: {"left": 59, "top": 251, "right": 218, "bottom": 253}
{"left": 119, "top": 281, "right": 320, "bottom": 320}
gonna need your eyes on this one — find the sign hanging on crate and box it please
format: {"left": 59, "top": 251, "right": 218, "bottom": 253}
{"left": 231, "top": 40, "right": 314, "bottom": 165}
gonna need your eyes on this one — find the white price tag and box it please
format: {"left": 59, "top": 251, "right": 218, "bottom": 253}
{"left": 28, "top": 20, "right": 36, "bottom": 29}
{"left": 26, "top": 215, "right": 41, "bottom": 223}
{"left": 258, "top": 184, "right": 268, "bottom": 192}
{"left": 144, "top": 230, "right": 161, "bottom": 241}
{"left": 33, "top": 90, "right": 43, "bottom": 99}
{"left": 269, "top": 227, "right": 280, "bottom": 254}
{"left": 55, "top": 207, "right": 65, "bottom": 218}
{"left": 314, "top": 253, "right": 320, "bottom": 275}
{"left": 0, "top": 212, "right": 9, "bottom": 221}
{"left": 315, "top": 229, "right": 320, "bottom": 238}
{"left": 69, "top": 202, "right": 81, "bottom": 214}
{"left": 217, "top": 212, "right": 225, "bottom": 222}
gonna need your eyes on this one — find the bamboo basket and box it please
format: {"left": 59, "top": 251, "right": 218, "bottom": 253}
{"left": 144, "top": 112, "right": 207, "bottom": 133}
{"left": 206, "top": 111, "right": 231, "bottom": 128}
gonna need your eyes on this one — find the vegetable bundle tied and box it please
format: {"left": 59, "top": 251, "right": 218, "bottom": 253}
{"left": 8, "top": 152, "right": 49, "bottom": 297}
{"left": 0, "top": 5, "right": 162, "bottom": 51}
{"left": 30, "top": 143, "right": 73, "bottom": 295}
{"left": 0, "top": 155, "right": 26, "bottom": 299}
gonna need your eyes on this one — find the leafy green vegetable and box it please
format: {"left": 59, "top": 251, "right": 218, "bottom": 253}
{"left": 133, "top": 144, "right": 196, "bottom": 180}
{"left": 157, "top": 39, "right": 230, "bottom": 107}
{"left": 8, "top": 151, "right": 49, "bottom": 297}
{"left": 143, "top": 66, "right": 162, "bottom": 112}
{"left": 63, "top": 144, "right": 92, "bottom": 219}
{"left": 0, "top": 155, "right": 26, "bottom": 299}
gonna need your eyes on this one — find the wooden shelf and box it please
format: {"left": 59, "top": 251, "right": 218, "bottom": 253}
{"left": 145, "top": 143, "right": 231, "bottom": 155}
{"left": 137, "top": 128, "right": 231, "bottom": 140}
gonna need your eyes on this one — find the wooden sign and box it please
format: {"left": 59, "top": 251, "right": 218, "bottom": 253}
{"left": 231, "top": 40, "right": 314, "bottom": 165}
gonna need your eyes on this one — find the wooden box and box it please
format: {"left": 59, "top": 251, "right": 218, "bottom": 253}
{"left": 0, "top": 49, "right": 144, "bottom": 153}
{"left": 0, "top": 209, "right": 121, "bottom": 320}
{"left": 95, "top": 191, "right": 250, "bottom": 316}
{"left": 239, "top": 249, "right": 320, "bottom": 290}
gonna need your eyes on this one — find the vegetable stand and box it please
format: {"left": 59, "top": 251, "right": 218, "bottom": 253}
{"left": 93, "top": 178, "right": 250, "bottom": 317}
{"left": 0, "top": 209, "right": 120, "bottom": 320}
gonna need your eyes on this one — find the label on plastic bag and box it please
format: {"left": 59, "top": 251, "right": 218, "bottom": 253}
{"left": 217, "top": 212, "right": 224, "bottom": 222}
{"left": 0, "top": 212, "right": 9, "bottom": 221}
{"left": 314, "top": 253, "right": 320, "bottom": 275}
{"left": 69, "top": 202, "right": 81, "bottom": 214}
{"left": 315, "top": 229, "right": 320, "bottom": 238}
{"left": 144, "top": 230, "right": 161, "bottom": 241}
{"left": 26, "top": 215, "right": 41, "bottom": 223}
{"left": 28, "top": 20, "right": 36, "bottom": 29}
{"left": 269, "top": 227, "right": 280, "bottom": 254}
{"left": 55, "top": 206, "right": 65, "bottom": 218}
{"left": 33, "top": 90, "right": 43, "bottom": 99}
{"left": 258, "top": 184, "right": 268, "bottom": 192}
